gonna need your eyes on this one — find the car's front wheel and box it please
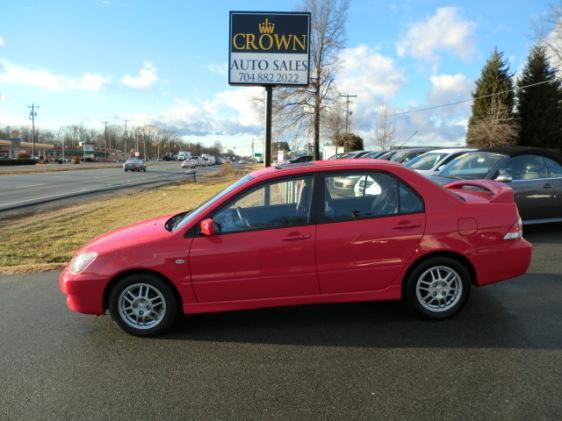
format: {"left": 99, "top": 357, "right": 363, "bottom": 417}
{"left": 108, "top": 273, "right": 179, "bottom": 336}
{"left": 405, "top": 257, "right": 471, "bottom": 320}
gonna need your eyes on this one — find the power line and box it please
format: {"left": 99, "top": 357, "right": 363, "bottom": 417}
{"left": 388, "top": 77, "right": 562, "bottom": 118}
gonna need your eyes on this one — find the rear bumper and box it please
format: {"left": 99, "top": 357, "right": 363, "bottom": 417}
{"left": 59, "top": 268, "right": 107, "bottom": 315}
{"left": 471, "top": 238, "right": 532, "bottom": 287}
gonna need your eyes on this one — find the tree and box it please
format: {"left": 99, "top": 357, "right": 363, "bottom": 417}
{"left": 469, "top": 95, "right": 519, "bottom": 148}
{"left": 335, "top": 133, "right": 363, "bottom": 152}
{"left": 517, "top": 44, "right": 562, "bottom": 148}
{"left": 535, "top": 2, "right": 562, "bottom": 66}
{"left": 274, "top": 0, "right": 350, "bottom": 160}
{"left": 373, "top": 104, "right": 395, "bottom": 151}
{"left": 467, "top": 49, "right": 517, "bottom": 147}
{"left": 272, "top": 141, "right": 291, "bottom": 154}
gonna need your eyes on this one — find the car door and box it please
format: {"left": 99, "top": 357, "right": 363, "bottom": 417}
{"left": 543, "top": 157, "right": 562, "bottom": 219}
{"left": 188, "top": 175, "right": 320, "bottom": 302}
{"left": 496, "top": 154, "right": 553, "bottom": 220}
{"left": 316, "top": 171, "right": 426, "bottom": 294}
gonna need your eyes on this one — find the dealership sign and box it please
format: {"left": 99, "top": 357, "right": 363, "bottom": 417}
{"left": 229, "top": 11, "right": 311, "bottom": 86}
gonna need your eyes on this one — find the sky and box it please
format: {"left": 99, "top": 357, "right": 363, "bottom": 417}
{"left": 0, "top": 0, "right": 557, "bottom": 155}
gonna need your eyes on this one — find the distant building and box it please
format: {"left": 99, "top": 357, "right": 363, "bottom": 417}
{"left": 0, "top": 137, "right": 54, "bottom": 158}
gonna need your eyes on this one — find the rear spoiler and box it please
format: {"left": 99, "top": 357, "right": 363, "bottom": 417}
{"left": 444, "top": 180, "right": 514, "bottom": 203}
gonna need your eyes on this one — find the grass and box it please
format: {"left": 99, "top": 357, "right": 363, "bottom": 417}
{"left": 0, "top": 164, "right": 253, "bottom": 274}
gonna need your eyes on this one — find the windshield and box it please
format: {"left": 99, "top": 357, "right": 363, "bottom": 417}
{"left": 438, "top": 152, "right": 504, "bottom": 179}
{"left": 406, "top": 153, "right": 448, "bottom": 170}
{"left": 171, "top": 174, "right": 254, "bottom": 231}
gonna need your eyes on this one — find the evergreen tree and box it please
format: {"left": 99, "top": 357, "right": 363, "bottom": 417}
{"left": 517, "top": 44, "right": 562, "bottom": 149}
{"left": 467, "top": 49, "right": 518, "bottom": 147}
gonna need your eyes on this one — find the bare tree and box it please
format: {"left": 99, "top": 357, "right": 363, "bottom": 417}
{"left": 373, "top": 104, "right": 395, "bottom": 151}
{"left": 274, "top": 0, "right": 349, "bottom": 160}
{"left": 325, "top": 94, "right": 346, "bottom": 143}
{"left": 468, "top": 96, "right": 519, "bottom": 148}
{"left": 534, "top": 2, "right": 562, "bottom": 67}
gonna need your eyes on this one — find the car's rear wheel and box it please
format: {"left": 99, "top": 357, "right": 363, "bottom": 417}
{"left": 405, "top": 257, "right": 471, "bottom": 319}
{"left": 108, "top": 273, "right": 179, "bottom": 336}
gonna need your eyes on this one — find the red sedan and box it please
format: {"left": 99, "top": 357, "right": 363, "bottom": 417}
{"left": 60, "top": 160, "right": 532, "bottom": 336}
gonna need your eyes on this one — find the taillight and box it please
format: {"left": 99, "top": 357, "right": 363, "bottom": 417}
{"left": 503, "top": 217, "right": 523, "bottom": 240}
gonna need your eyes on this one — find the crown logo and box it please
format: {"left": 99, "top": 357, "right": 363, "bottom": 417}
{"left": 258, "top": 18, "right": 275, "bottom": 34}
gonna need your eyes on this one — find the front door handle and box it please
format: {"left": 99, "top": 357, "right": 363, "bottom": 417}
{"left": 281, "top": 234, "right": 311, "bottom": 241}
{"left": 544, "top": 183, "right": 552, "bottom": 189}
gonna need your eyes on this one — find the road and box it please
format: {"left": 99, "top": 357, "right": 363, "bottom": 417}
{"left": 0, "top": 224, "right": 561, "bottom": 420}
{"left": 0, "top": 162, "right": 217, "bottom": 212}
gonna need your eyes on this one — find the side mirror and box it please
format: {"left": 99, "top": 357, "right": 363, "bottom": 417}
{"left": 200, "top": 218, "right": 216, "bottom": 236}
{"left": 495, "top": 174, "right": 513, "bottom": 183}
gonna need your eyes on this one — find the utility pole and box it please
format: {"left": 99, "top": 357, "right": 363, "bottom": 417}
{"left": 28, "top": 104, "right": 39, "bottom": 158}
{"left": 102, "top": 121, "right": 110, "bottom": 160}
{"left": 123, "top": 119, "right": 129, "bottom": 158}
{"left": 339, "top": 94, "right": 357, "bottom": 135}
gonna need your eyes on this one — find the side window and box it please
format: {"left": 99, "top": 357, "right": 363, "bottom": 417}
{"left": 324, "top": 172, "right": 398, "bottom": 221}
{"left": 544, "top": 157, "right": 562, "bottom": 178}
{"left": 500, "top": 155, "right": 548, "bottom": 180}
{"left": 213, "top": 176, "right": 313, "bottom": 233}
{"left": 399, "top": 182, "right": 423, "bottom": 214}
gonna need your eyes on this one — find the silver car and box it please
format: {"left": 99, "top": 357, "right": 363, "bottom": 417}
{"left": 123, "top": 158, "right": 146, "bottom": 172}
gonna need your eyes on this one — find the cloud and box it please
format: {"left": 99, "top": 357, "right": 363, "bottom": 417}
{"left": 0, "top": 37, "right": 4, "bottom": 47}
{"left": 0, "top": 93, "right": 6, "bottom": 101}
{"left": 0, "top": 60, "right": 109, "bottom": 91}
{"left": 338, "top": 45, "right": 404, "bottom": 100}
{"left": 396, "top": 7, "right": 475, "bottom": 62}
{"left": 429, "top": 74, "right": 471, "bottom": 100}
{"left": 121, "top": 61, "right": 158, "bottom": 89}
{"left": 350, "top": 72, "right": 472, "bottom": 148}
{"left": 127, "top": 87, "right": 263, "bottom": 137}
{"left": 207, "top": 63, "right": 227, "bottom": 76}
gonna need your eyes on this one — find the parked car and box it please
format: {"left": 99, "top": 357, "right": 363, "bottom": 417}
{"left": 405, "top": 148, "right": 476, "bottom": 176}
{"left": 327, "top": 153, "right": 346, "bottom": 160}
{"left": 60, "top": 159, "right": 531, "bottom": 336}
{"left": 389, "top": 148, "right": 435, "bottom": 165}
{"left": 360, "top": 151, "right": 386, "bottom": 159}
{"left": 123, "top": 158, "right": 146, "bottom": 172}
{"left": 431, "top": 147, "right": 562, "bottom": 224}
{"left": 336, "top": 150, "right": 371, "bottom": 159}
{"left": 288, "top": 155, "right": 313, "bottom": 163}
{"left": 377, "top": 150, "right": 400, "bottom": 160}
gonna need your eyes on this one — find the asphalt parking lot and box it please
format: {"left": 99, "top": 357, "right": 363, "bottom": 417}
{"left": 0, "top": 223, "right": 561, "bottom": 420}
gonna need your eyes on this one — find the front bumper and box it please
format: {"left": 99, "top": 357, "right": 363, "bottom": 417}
{"left": 59, "top": 268, "right": 107, "bottom": 315}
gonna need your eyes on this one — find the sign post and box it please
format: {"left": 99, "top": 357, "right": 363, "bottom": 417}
{"left": 229, "top": 11, "right": 311, "bottom": 167}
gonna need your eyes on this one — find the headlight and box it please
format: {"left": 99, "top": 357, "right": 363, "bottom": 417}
{"left": 68, "top": 252, "right": 98, "bottom": 274}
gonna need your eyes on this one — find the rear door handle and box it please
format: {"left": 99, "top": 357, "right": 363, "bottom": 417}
{"left": 544, "top": 183, "right": 552, "bottom": 189}
{"left": 392, "top": 222, "right": 421, "bottom": 230}
{"left": 281, "top": 234, "right": 311, "bottom": 241}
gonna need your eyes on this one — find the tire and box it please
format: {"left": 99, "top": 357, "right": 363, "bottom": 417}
{"left": 405, "top": 256, "right": 471, "bottom": 320}
{"left": 108, "top": 273, "right": 179, "bottom": 336}
{"left": 124, "top": 169, "right": 128, "bottom": 172}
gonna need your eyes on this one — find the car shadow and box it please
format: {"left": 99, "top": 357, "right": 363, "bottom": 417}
{"left": 156, "top": 273, "right": 562, "bottom": 350}
{"left": 524, "top": 222, "right": 562, "bottom": 244}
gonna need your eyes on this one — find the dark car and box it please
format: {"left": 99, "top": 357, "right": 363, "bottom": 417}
{"left": 336, "top": 150, "right": 370, "bottom": 159}
{"left": 360, "top": 151, "right": 386, "bottom": 159}
{"left": 289, "top": 155, "right": 313, "bottom": 163}
{"left": 378, "top": 150, "right": 401, "bottom": 160}
{"left": 431, "top": 147, "right": 562, "bottom": 224}
{"left": 389, "top": 148, "right": 435, "bottom": 165}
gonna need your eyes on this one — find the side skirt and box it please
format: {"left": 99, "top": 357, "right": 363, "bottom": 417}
{"left": 183, "top": 285, "right": 402, "bottom": 315}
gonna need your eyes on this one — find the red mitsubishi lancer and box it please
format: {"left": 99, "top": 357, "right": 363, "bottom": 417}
{"left": 60, "top": 160, "right": 531, "bottom": 336}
